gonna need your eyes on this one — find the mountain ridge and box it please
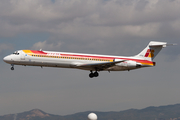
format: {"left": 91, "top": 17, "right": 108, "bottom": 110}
{"left": 1, "top": 103, "right": 180, "bottom": 120}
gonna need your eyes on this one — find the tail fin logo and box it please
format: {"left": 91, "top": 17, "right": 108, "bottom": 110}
{"left": 145, "top": 49, "right": 155, "bottom": 58}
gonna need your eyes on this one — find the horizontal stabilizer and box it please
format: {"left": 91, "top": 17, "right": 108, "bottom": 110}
{"left": 149, "top": 41, "right": 177, "bottom": 47}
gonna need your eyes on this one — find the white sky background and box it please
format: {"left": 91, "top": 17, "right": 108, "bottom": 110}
{"left": 0, "top": 0, "right": 180, "bottom": 116}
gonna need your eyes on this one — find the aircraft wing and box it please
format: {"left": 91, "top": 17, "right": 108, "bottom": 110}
{"left": 75, "top": 59, "right": 126, "bottom": 71}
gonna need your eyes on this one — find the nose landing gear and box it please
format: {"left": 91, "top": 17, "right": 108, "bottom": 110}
{"left": 89, "top": 70, "right": 99, "bottom": 78}
{"left": 11, "top": 64, "right": 14, "bottom": 70}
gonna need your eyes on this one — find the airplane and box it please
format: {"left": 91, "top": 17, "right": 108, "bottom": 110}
{"left": 3, "top": 41, "right": 176, "bottom": 78}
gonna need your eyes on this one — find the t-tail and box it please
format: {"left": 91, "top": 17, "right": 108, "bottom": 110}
{"left": 135, "top": 41, "right": 176, "bottom": 61}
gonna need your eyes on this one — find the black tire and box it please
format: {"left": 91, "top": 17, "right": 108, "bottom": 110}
{"left": 89, "top": 73, "right": 94, "bottom": 78}
{"left": 94, "top": 72, "right": 99, "bottom": 77}
{"left": 11, "top": 67, "right": 14, "bottom": 70}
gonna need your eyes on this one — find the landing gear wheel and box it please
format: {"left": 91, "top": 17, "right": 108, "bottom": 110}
{"left": 11, "top": 67, "right": 14, "bottom": 70}
{"left": 89, "top": 73, "right": 94, "bottom": 78}
{"left": 89, "top": 70, "right": 99, "bottom": 78}
{"left": 94, "top": 72, "right": 99, "bottom": 77}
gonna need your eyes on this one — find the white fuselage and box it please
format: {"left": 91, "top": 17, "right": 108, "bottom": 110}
{"left": 3, "top": 50, "right": 152, "bottom": 71}
{"left": 3, "top": 41, "right": 173, "bottom": 78}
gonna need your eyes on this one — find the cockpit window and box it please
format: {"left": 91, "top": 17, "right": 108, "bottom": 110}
{"left": 13, "top": 51, "right": 19, "bottom": 55}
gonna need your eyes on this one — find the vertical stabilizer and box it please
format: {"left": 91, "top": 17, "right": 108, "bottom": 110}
{"left": 135, "top": 41, "right": 175, "bottom": 61}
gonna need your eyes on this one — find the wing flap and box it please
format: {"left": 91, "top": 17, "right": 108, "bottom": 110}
{"left": 76, "top": 59, "right": 126, "bottom": 71}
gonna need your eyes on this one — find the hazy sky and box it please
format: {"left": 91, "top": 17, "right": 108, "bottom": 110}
{"left": 0, "top": 0, "right": 180, "bottom": 116}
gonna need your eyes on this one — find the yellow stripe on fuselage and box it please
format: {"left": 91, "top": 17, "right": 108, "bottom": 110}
{"left": 30, "top": 55, "right": 113, "bottom": 62}
{"left": 22, "top": 50, "right": 33, "bottom": 55}
{"left": 141, "top": 62, "right": 154, "bottom": 66}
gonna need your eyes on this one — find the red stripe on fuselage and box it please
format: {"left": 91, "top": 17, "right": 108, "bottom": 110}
{"left": 60, "top": 54, "right": 113, "bottom": 60}
{"left": 60, "top": 53, "right": 154, "bottom": 64}
{"left": 31, "top": 50, "right": 47, "bottom": 55}
{"left": 29, "top": 51, "right": 154, "bottom": 65}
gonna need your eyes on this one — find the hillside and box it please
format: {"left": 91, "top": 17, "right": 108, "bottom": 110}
{"left": 1, "top": 104, "right": 180, "bottom": 120}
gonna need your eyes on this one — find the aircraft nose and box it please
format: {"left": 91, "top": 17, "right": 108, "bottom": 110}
{"left": 3, "top": 56, "right": 12, "bottom": 63}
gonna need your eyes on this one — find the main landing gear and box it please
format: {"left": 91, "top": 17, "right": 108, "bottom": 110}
{"left": 11, "top": 64, "right": 14, "bottom": 70}
{"left": 89, "top": 70, "right": 99, "bottom": 78}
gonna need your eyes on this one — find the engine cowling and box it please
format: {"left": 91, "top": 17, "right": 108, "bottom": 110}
{"left": 117, "top": 60, "right": 142, "bottom": 68}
